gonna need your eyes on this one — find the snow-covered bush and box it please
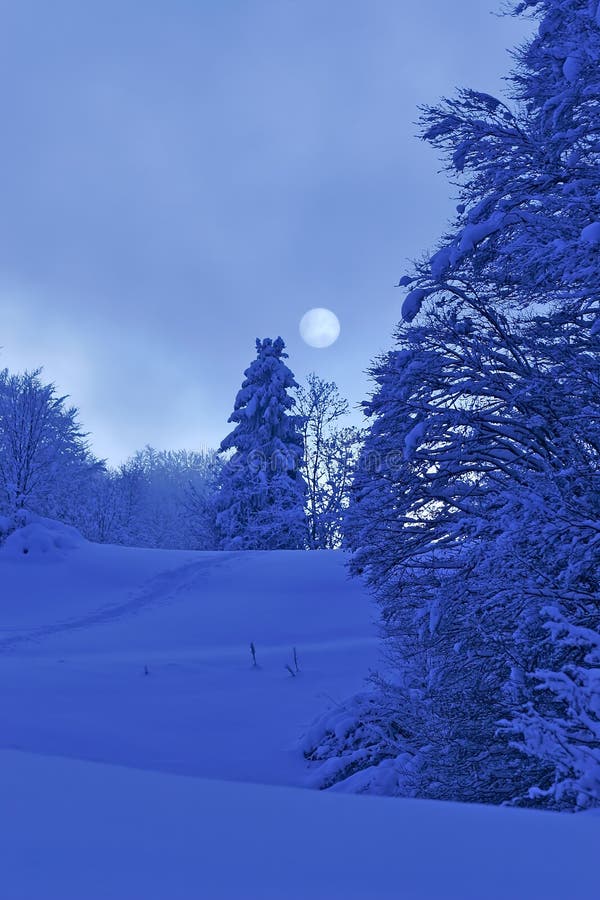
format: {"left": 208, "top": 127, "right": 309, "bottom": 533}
{"left": 302, "top": 690, "right": 418, "bottom": 795}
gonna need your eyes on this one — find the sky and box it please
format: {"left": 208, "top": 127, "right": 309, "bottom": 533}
{"left": 0, "top": 1, "right": 533, "bottom": 465}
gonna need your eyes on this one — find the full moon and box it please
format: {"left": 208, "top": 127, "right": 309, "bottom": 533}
{"left": 299, "top": 308, "right": 341, "bottom": 348}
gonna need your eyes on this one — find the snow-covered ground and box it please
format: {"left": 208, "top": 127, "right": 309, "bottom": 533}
{"left": 4, "top": 750, "right": 599, "bottom": 900}
{"left": 1, "top": 530, "right": 598, "bottom": 898}
{"left": 1, "top": 539, "right": 377, "bottom": 784}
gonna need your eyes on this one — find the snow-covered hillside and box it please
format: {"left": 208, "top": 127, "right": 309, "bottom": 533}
{"left": 1, "top": 532, "right": 598, "bottom": 898}
{"left": 1, "top": 536, "right": 377, "bottom": 784}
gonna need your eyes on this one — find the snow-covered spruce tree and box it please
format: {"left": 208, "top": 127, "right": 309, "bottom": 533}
{"left": 306, "top": 0, "right": 600, "bottom": 808}
{"left": 294, "top": 373, "right": 363, "bottom": 549}
{"left": 216, "top": 338, "right": 307, "bottom": 550}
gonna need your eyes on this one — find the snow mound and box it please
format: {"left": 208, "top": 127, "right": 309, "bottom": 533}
{"left": 580, "top": 222, "right": 600, "bottom": 244}
{"left": 1, "top": 516, "right": 86, "bottom": 559}
{"left": 562, "top": 54, "right": 581, "bottom": 83}
{"left": 401, "top": 288, "right": 428, "bottom": 322}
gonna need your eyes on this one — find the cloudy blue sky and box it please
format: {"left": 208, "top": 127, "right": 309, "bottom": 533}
{"left": 0, "top": 1, "right": 532, "bottom": 464}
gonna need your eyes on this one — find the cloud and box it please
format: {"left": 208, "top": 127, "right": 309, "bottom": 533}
{"left": 0, "top": 2, "right": 533, "bottom": 463}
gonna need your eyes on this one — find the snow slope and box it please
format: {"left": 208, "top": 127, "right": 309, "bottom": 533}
{"left": 1, "top": 533, "right": 598, "bottom": 898}
{"left": 3, "top": 751, "right": 599, "bottom": 900}
{"left": 1, "top": 540, "right": 377, "bottom": 784}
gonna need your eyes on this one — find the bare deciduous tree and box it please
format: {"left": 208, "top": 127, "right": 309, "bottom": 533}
{"left": 295, "top": 373, "right": 363, "bottom": 549}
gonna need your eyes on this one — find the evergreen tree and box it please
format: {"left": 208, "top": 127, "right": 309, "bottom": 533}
{"left": 216, "top": 337, "right": 307, "bottom": 550}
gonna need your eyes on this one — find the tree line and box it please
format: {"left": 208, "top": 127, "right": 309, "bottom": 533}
{"left": 0, "top": 355, "right": 362, "bottom": 551}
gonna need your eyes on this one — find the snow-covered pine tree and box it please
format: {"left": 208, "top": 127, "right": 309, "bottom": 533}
{"left": 307, "top": 0, "right": 600, "bottom": 809}
{"left": 216, "top": 337, "right": 307, "bottom": 550}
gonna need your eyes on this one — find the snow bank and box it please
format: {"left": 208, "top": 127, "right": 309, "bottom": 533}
{"left": 2, "top": 750, "right": 598, "bottom": 900}
{"left": 1, "top": 515, "right": 86, "bottom": 559}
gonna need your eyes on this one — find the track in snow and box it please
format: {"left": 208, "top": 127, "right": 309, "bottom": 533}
{"left": 0, "top": 553, "right": 240, "bottom": 654}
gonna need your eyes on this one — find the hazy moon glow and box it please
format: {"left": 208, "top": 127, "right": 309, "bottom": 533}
{"left": 299, "top": 308, "right": 341, "bottom": 348}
